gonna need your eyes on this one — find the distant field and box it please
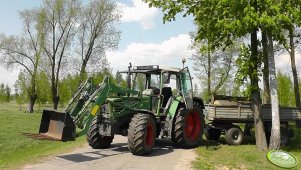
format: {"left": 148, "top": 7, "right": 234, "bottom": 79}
{"left": 0, "top": 102, "right": 86, "bottom": 169}
{"left": 193, "top": 126, "right": 301, "bottom": 169}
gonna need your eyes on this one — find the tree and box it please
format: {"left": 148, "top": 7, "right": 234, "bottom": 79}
{"left": 0, "top": 83, "right": 5, "bottom": 102}
{"left": 261, "top": 32, "right": 271, "bottom": 104}
{"left": 147, "top": 0, "right": 301, "bottom": 150}
{"left": 14, "top": 72, "right": 30, "bottom": 108}
{"left": 4, "top": 84, "right": 11, "bottom": 102}
{"left": 0, "top": 9, "right": 45, "bottom": 112}
{"left": 36, "top": 71, "right": 51, "bottom": 104}
{"left": 144, "top": 0, "right": 268, "bottom": 150}
{"left": 75, "top": 0, "right": 120, "bottom": 83}
{"left": 288, "top": 28, "right": 300, "bottom": 107}
{"left": 281, "top": 0, "right": 301, "bottom": 108}
{"left": 191, "top": 38, "right": 237, "bottom": 101}
{"left": 277, "top": 72, "right": 294, "bottom": 107}
{"left": 266, "top": 32, "right": 280, "bottom": 149}
{"left": 39, "top": 0, "right": 80, "bottom": 109}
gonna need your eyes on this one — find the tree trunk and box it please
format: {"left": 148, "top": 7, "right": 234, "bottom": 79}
{"left": 52, "top": 81, "right": 59, "bottom": 110}
{"left": 51, "top": 76, "right": 60, "bottom": 110}
{"left": 79, "top": 59, "right": 88, "bottom": 84}
{"left": 289, "top": 28, "right": 301, "bottom": 107}
{"left": 267, "top": 33, "right": 280, "bottom": 150}
{"left": 207, "top": 46, "right": 211, "bottom": 101}
{"left": 250, "top": 30, "right": 268, "bottom": 151}
{"left": 28, "top": 74, "right": 37, "bottom": 113}
{"left": 28, "top": 94, "right": 37, "bottom": 113}
{"left": 262, "top": 32, "right": 271, "bottom": 104}
{"left": 53, "top": 96, "right": 60, "bottom": 110}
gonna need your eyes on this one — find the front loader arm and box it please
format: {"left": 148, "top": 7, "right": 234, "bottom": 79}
{"left": 75, "top": 76, "right": 139, "bottom": 137}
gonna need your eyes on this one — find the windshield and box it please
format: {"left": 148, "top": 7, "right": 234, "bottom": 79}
{"left": 132, "top": 73, "right": 147, "bottom": 91}
{"left": 150, "top": 74, "right": 160, "bottom": 89}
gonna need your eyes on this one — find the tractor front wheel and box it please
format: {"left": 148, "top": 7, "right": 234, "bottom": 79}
{"left": 128, "top": 113, "right": 156, "bottom": 155}
{"left": 87, "top": 117, "right": 114, "bottom": 149}
{"left": 172, "top": 108, "right": 204, "bottom": 148}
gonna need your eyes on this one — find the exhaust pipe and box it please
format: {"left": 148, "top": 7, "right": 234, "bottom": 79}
{"left": 39, "top": 109, "right": 76, "bottom": 141}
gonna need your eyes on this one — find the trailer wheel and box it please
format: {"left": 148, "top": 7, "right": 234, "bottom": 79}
{"left": 87, "top": 117, "right": 114, "bottom": 149}
{"left": 172, "top": 108, "right": 204, "bottom": 148}
{"left": 225, "top": 127, "right": 244, "bottom": 145}
{"left": 205, "top": 128, "right": 221, "bottom": 142}
{"left": 128, "top": 113, "right": 156, "bottom": 155}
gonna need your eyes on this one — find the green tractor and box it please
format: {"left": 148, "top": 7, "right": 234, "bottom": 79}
{"left": 38, "top": 65, "right": 205, "bottom": 155}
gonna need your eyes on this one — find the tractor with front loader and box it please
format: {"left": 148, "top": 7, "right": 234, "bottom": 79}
{"left": 38, "top": 65, "right": 205, "bottom": 155}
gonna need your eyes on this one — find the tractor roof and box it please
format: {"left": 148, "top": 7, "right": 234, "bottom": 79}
{"left": 119, "top": 65, "right": 184, "bottom": 74}
{"left": 133, "top": 65, "right": 182, "bottom": 73}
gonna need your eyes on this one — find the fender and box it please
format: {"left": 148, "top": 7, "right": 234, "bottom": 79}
{"left": 167, "top": 96, "right": 183, "bottom": 118}
{"left": 162, "top": 96, "right": 183, "bottom": 138}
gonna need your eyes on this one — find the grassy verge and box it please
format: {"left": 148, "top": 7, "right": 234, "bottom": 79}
{"left": 194, "top": 127, "right": 301, "bottom": 170}
{"left": 0, "top": 102, "right": 86, "bottom": 169}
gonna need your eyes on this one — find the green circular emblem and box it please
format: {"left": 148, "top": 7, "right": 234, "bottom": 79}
{"left": 267, "top": 150, "right": 298, "bottom": 169}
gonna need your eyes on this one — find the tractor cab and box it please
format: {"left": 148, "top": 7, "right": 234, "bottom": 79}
{"left": 119, "top": 65, "right": 194, "bottom": 116}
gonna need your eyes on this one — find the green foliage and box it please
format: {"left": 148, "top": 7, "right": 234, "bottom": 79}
{"left": 234, "top": 45, "right": 253, "bottom": 98}
{"left": 0, "top": 83, "right": 11, "bottom": 102}
{"left": 58, "top": 74, "right": 81, "bottom": 105}
{"left": 277, "top": 72, "right": 295, "bottom": 107}
{"left": 36, "top": 71, "right": 51, "bottom": 104}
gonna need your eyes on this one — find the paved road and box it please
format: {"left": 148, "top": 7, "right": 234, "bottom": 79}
{"left": 23, "top": 136, "right": 197, "bottom": 170}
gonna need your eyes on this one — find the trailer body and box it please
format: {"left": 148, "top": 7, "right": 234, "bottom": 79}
{"left": 205, "top": 95, "right": 301, "bottom": 145}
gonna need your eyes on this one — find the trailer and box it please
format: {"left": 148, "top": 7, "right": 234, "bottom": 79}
{"left": 204, "top": 95, "right": 301, "bottom": 145}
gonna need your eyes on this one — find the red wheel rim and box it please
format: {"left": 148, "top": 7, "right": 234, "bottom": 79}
{"left": 145, "top": 122, "right": 154, "bottom": 146}
{"left": 184, "top": 111, "right": 201, "bottom": 141}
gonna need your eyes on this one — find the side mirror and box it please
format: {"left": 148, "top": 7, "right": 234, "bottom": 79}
{"left": 163, "top": 72, "right": 170, "bottom": 84}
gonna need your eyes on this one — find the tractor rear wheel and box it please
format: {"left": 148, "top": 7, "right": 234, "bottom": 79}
{"left": 128, "top": 113, "right": 156, "bottom": 155}
{"left": 172, "top": 108, "right": 204, "bottom": 148}
{"left": 87, "top": 117, "right": 114, "bottom": 149}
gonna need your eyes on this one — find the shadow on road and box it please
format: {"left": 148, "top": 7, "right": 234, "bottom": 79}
{"left": 57, "top": 139, "right": 174, "bottom": 162}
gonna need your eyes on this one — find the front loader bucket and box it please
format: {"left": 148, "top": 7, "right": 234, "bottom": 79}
{"left": 39, "top": 109, "right": 76, "bottom": 141}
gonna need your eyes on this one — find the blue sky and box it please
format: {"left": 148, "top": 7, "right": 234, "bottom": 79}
{"left": 0, "top": 0, "right": 197, "bottom": 87}
{"left": 0, "top": 0, "right": 294, "bottom": 89}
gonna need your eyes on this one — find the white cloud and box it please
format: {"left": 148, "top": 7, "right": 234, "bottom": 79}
{"left": 106, "top": 34, "right": 194, "bottom": 72}
{"left": 275, "top": 52, "right": 301, "bottom": 75}
{"left": 0, "top": 66, "right": 19, "bottom": 88}
{"left": 117, "top": 0, "right": 159, "bottom": 29}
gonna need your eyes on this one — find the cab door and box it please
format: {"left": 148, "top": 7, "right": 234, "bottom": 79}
{"left": 179, "top": 67, "right": 193, "bottom": 109}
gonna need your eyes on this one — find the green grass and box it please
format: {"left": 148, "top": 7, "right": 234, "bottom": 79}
{"left": 0, "top": 102, "right": 86, "bottom": 169}
{"left": 194, "top": 127, "right": 301, "bottom": 170}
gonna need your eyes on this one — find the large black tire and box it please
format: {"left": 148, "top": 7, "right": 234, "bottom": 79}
{"left": 225, "top": 127, "right": 244, "bottom": 145}
{"left": 128, "top": 113, "right": 156, "bottom": 155}
{"left": 87, "top": 117, "right": 114, "bottom": 149}
{"left": 205, "top": 128, "right": 221, "bottom": 142}
{"left": 172, "top": 108, "right": 205, "bottom": 148}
